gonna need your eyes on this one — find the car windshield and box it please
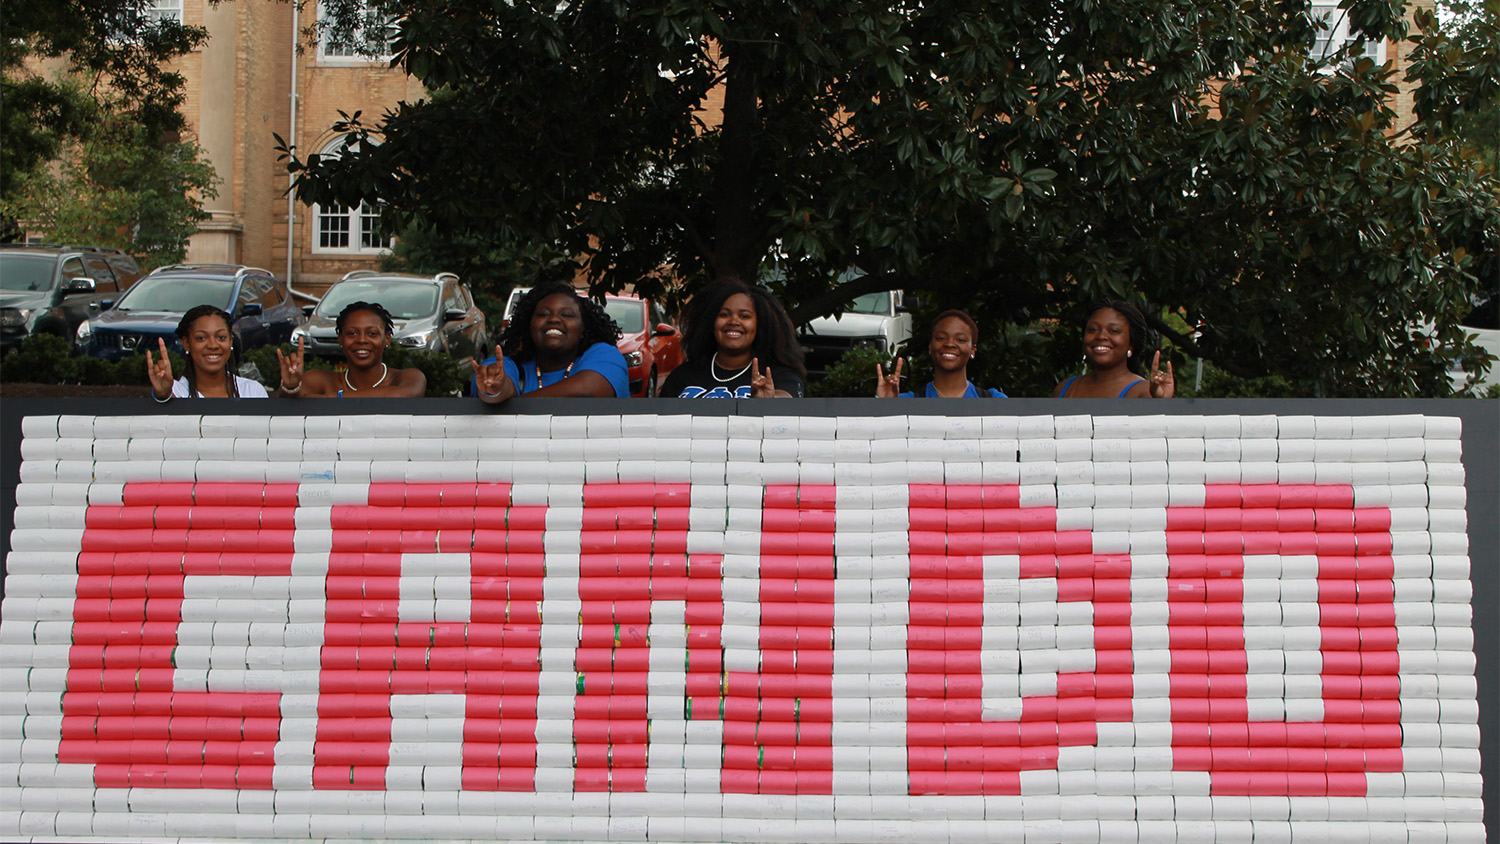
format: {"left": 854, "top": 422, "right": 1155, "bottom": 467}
{"left": 0, "top": 254, "right": 57, "bottom": 292}
{"left": 317, "top": 280, "right": 438, "bottom": 321}
{"left": 845, "top": 292, "right": 892, "bottom": 315}
{"left": 115, "top": 276, "right": 233, "bottom": 312}
{"left": 605, "top": 298, "right": 645, "bottom": 333}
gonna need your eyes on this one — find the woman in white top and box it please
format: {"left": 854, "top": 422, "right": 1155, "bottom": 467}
{"left": 147, "top": 305, "right": 268, "bottom": 400}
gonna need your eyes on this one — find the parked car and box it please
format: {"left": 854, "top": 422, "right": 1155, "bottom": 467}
{"left": 1, "top": 244, "right": 143, "bottom": 352}
{"left": 291, "top": 271, "right": 489, "bottom": 369}
{"left": 74, "top": 264, "right": 303, "bottom": 361}
{"left": 1447, "top": 290, "right": 1499, "bottom": 393}
{"left": 797, "top": 288, "right": 913, "bottom": 379}
{"left": 501, "top": 287, "right": 683, "bottom": 396}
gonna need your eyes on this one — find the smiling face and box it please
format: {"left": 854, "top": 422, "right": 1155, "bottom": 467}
{"left": 530, "top": 292, "right": 585, "bottom": 359}
{"left": 929, "top": 315, "right": 976, "bottom": 374}
{"left": 1083, "top": 307, "right": 1132, "bottom": 368}
{"left": 714, "top": 292, "right": 758, "bottom": 355}
{"left": 339, "top": 308, "right": 391, "bottom": 367}
{"left": 183, "top": 313, "right": 233, "bottom": 378}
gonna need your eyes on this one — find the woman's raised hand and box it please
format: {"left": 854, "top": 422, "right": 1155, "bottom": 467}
{"left": 276, "top": 337, "right": 306, "bottom": 395}
{"left": 750, "top": 358, "right": 777, "bottom": 398}
{"left": 875, "top": 358, "right": 904, "bottom": 398}
{"left": 1149, "top": 351, "right": 1175, "bottom": 399}
{"left": 473, "top": 344, "right": 511, "bottom": 401}
{"left": 146, "top": 338, "right": 174, "bottom": 400}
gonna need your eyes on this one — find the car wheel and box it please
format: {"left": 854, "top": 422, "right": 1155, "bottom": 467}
{"left": 645, "top": 367, "right": 658, "bottom": 398}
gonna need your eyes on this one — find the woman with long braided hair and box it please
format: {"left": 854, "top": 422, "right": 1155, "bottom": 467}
{"left": 147, "top": 305, "right": 268, "bottom": 400}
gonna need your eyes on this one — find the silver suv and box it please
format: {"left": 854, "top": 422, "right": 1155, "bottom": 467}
{"left": 291, "top": 271, "right": 489, "bottom": 368}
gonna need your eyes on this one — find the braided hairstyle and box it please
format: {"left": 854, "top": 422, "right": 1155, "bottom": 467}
{"left": 499, "top": 282, "right": 622, "bottom": 363}
{"left": 1082, "top": 299, "right": 1152, "bottom": 376}
{"left": 681, "top": 282, "right": 807, "bottom": 377}
{"left": 336, "top": 300, "right": 396, "bottom": 336}
{"left": 175, "top": 305, "right": 241, "bottom": 398}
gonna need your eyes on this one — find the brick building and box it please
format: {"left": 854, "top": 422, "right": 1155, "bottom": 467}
{"left": 160, "top": 0, "right": 1429, "bottom": 300}
{"left": 161, "top": 0, "right": 420, "bottom": 299}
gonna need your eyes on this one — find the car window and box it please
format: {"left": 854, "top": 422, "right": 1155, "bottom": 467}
{"left": 650, "top": 301, "right": 667, "bottom": 328}
{"left": 317, "top": 280, "right": 440, "bottom": 321}
{"left": 106, "top": 256, "right": 142, "bottom": 288}
{"left": 847, "top": 292, "right": 891, "bottom": 315}
{"left": 442, "top": 283, "right": 463, "bottom": 313}
{"left": 60, "top": 257, "right": 87, "bottom": 282}
{"left": 604, "top": 298, "right": 645, "bottom": 334}
{"left": 236, "top": 281, "right": 259, "bottom": 312}
{"left": 0, "top": 254, "right": 58, "bottom": 292}
{"left": 115, "top": 276, "right": 235, "bottom": 312}
{"left": 254, "top": 276, "right": 286, "bottom": 307}
{"left": 82, "top": 255, "right": 119, "bottom": 293}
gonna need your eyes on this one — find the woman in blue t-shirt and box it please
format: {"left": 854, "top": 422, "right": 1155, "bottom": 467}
{"left": 472, "top": 282, "right": 628, "bottom": 402}
{"left": 875, "top": 309, "right": 1005, "bottom": 398}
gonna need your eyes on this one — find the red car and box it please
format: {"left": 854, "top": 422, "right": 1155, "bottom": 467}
{"left": 502, "top": 289, "right": 683, "bottom": 396}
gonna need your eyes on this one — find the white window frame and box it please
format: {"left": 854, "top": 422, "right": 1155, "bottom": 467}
{"left": 317, "top": 0, "right": 396, "bottom": 63}
{"left": 310, "top": 140, "right": 392, "bottom": 255}
{"left": 147, "top": 0, "right": 184, "bottom": 24}
{"left": 1310, "top": 2, "right": 1387, "bottom": 67}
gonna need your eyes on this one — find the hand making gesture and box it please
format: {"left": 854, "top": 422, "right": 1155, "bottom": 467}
{"left": 749, "top": 357, "right": 779, "bottom": 398}
{"left": 473, "top": 344, "right": 514, "bottom": 403}
{"left": 874, "top": 358, "right": 905, "bottom": 398}
{"left": 1149, "top": 351, "right": 1175, "bottom": 399}
{"left": 275, "top": 337, "right": 307, "bottom": 396}
{"left": 146, "top": 338, "right": 175, "bottom": 401}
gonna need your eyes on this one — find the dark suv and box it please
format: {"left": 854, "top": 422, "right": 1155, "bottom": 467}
{"left": 74, "top": 263, "right": 304, "bottom": 361}
{"left": 0, "top": 244, "right": 143, "bottom": 351}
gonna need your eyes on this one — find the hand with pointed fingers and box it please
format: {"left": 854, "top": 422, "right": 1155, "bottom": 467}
{"left": 875, "top": 358, "right": 905, "bottom": 398}
{"left": 1149, "top": 351, "right": 1175, "bottom": 399}
{"left": 146, "top": 338, "right": 174, "bottom": 400}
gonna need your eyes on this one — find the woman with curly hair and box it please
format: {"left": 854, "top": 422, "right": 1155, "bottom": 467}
{"left": 472, "top": 281, "right": 628, "bottom": 402}
{"left": 661, "top": 281, "right": 806, "bottom": 398}
{"left": 147, "top": 304, "right": 268, "bottom": 400}
{"left": 276, "top": 301, "right": 427, "bottom": 397}
{"left": 1052, "top": 300, "right": 1174, "bottom": 398}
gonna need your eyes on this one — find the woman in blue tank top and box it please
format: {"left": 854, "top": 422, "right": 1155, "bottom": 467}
{"left": 1052, "top": 300, "right": 1174, "bottom": 398}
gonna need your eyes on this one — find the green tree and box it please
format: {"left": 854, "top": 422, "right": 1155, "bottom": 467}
{"left": 288, "top": 0, "right": 1500, "bottom": 397}
{"left": 3, "top": 80, "right": 219, "bottom": 268}
{"left": 1436, "top": 0, "right": 1500, "bottom": 171}
{"left": 1, "top": 0, "right": 208, "bottom": 224}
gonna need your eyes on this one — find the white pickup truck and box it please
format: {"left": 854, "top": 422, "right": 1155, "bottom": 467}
{"left": 797, "top": 290, "right": 913, "bottom": 379}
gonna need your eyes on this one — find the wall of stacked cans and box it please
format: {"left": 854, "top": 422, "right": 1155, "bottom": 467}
{"left": 0, "top": 403, "right": 1492, "bottom": 843}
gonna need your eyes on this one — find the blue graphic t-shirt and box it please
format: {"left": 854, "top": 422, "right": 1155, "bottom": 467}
{"left": 661, "top": 359, "right": 805, "bottom": 398}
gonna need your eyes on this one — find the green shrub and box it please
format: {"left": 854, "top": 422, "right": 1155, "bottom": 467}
{"left": 0, "top": 334, "right": 180, "bottom": 386}
{"left": 805, "top": 346, "right": 897, "bottom": 398}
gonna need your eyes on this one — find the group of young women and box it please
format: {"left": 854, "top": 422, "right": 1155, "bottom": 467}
{"left": 149, "top": 281, "right": 1174, "bottom": 402}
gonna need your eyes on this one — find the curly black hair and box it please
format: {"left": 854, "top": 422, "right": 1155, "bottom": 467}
{"left": 336, "top": 300, "right": 395, "bottom": 335}
{"left": 1083, "top": 299, "right": 1152, "bottom": 376}
{"left": 681, "top": 282, "right": 806, "bottom": 377}
{"left": 175, "top": 304, "right": 242, "bottom": 398}
{"left": 499, "top": 281, "right": 622, "bottom": 363}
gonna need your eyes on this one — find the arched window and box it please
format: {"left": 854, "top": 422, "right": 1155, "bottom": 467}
{"left": 310, "top": 139, "right": 390, "bottom": 255}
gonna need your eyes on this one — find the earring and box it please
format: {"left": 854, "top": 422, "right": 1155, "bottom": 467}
{"left": 1127, "top": 350, "right": 1132, "bottom": 357}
